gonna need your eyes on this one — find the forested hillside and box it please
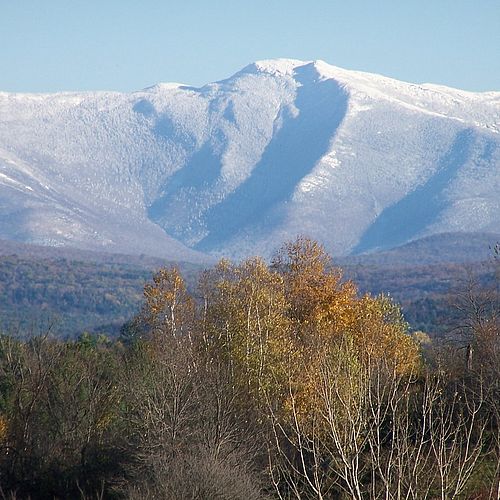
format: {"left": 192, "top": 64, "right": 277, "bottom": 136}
{"left": 0, "top": 246, "right": 495, "bottom": 337}
{"left": 0, "top": 251, "right": 202, "bottom": 336}
{"left": 343, "top": 260, "right": 495, "bottom": 334}
{"left": 0, "top": 255, "right": 149, "bottom": 335}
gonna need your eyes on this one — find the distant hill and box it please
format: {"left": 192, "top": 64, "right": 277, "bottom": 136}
{"left": 0, "top": 240, "right": 204, "bottom": 337}
{"left": 0, "top": 237, "right": 208, "bottom": 269}
{"left": 338, "top": 232, "right": 498, "bottom": 335}
{"left": 339, "top": 232, "right": 499, "bottom": 267}
{"left": 341, "top": 260, "right": 495, "bottom": 335}
{"left": 0, "top": 235, "right": 496, "bottom": 337}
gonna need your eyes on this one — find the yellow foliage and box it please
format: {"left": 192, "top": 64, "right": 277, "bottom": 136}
{"left": 412, "top": 330, "right": 432, "bottom": 345}
{"left": 348, "top": 294, "right": 420, "bottom": 374}
{"left": 142, "top": 267, "right": 194, "bottom": 336}
{"left": 201, "top": 257, "right": 298, "bottom": 401}
{"left": 272, "top": 236, "right": 358, "bottom": 336}
{"left": 268, "top": 238, "right": 421, "bottom": 430}
{"left": 140, "top": 238, "right": 421, "bottom": 433}
{"left": 0, "top": 415, "right": 7, "bottom": 443}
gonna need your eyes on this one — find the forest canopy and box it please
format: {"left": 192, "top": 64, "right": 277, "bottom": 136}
{"left": 0, "top": 237, "right": 498, "bottom": 499}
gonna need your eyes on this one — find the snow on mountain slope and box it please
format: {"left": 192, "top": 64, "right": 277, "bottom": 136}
{"left": 0, "top": 59, "right": 499, "bottom": 260}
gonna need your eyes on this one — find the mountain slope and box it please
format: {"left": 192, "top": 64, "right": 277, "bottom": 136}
{"left": 1, "top": 59, "right": 499, "bottom": 259}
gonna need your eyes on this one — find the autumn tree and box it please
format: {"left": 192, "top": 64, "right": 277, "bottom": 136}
{"left": 199, "top": 257, "right": 297, "bottom": 406}
{"left": 272, "top": 236, "right": 357, "bottom": 335}
{"left": 142, "top": 267, "right": 194, "bottom": 338}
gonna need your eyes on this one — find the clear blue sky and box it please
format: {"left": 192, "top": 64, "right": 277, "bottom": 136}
{"left": 1, "top": 0, "right": 499, "bottom": 93}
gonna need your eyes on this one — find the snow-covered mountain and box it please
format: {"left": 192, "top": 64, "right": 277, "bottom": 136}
{"left": 0, "top": 59, "right": 499, "bottom": 261}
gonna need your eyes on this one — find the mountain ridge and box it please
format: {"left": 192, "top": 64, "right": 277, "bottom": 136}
{"left": 1, "top": 59, "right": 499, "bottom": 260}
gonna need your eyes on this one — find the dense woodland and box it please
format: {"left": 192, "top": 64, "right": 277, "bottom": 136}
{"left": 0, "top": 256, "right": 200, "bottom": 336}
{"left": 0, "top": 247, "right": 495, "bottom": 338}
{"left": 0, "top": 237, "right": 499, "bottom": 498}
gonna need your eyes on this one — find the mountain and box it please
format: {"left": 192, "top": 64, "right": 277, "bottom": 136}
{"left": 1, "top": 59, "right": 499, "bottom": 260}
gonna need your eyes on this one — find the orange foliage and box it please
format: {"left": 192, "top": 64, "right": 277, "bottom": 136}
{"left": 272, "top": 236, "right": 358, "bottom": 336}
{"left": 141, "top": 238, "right": 420, "bottom": 422}
{"left": 0, "top": 415, "right": 7, "bottom": 443}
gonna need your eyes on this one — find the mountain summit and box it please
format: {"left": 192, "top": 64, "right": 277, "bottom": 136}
{"left": 0, "top": 59, "right": 499, "bottom": 260}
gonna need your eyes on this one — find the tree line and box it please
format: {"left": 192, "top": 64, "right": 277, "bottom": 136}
{"left": 0, "top": 237, "right": 498, "bottom": 498}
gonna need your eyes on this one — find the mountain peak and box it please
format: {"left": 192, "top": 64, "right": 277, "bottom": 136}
{"left": 241, "top": 58, "right": 309, "bottom": 76}
{"left": 239, "top": 59, "right": 348, "bottom": 81}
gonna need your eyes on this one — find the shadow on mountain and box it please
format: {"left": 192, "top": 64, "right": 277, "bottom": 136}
{"left": 148, "top": 140, "right": 223, "bottom": 224}
{"left": 133, "top": 99, "right": 155, "bottom": 117}
{"left": 195, "top": 63, "right": 349, "bottom": 251}
{"left": 353, "top": 129, "right": 476, "bottom": 254}
{"left": 152, "top": 115, "right": 195, "bottom": 147}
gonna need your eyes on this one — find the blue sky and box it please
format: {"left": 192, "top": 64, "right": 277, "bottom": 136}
{"left": 1, "top": 0, "right": 499, "bottom": 92}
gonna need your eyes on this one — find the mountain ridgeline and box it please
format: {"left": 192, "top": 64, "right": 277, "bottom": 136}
{"left": 0, "top": 59, "right": 498, "bottom": 261}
